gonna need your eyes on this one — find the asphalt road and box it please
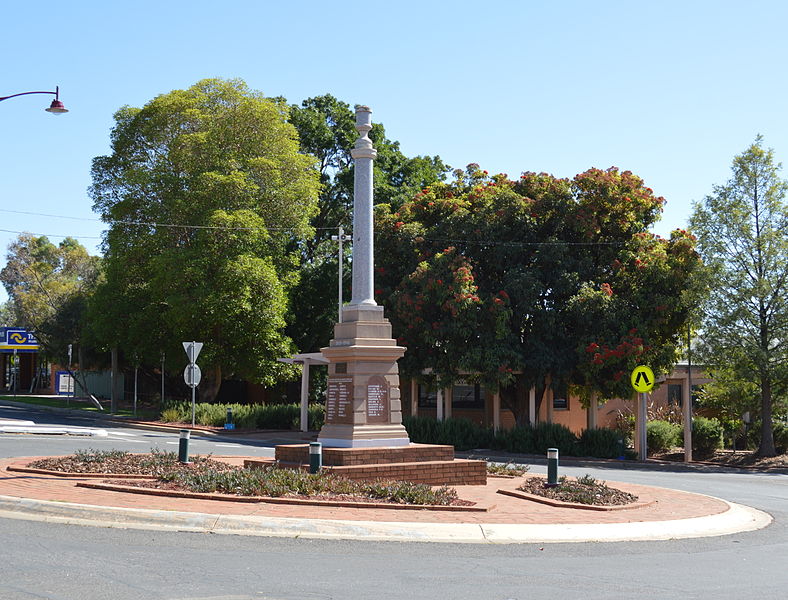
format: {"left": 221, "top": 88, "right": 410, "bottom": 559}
{"left": 1, "top": 402, "right": 786, "bottom": 600}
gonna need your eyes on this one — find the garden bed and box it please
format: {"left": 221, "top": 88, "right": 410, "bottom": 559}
{"left": 496, "top": 474, "right": 647, "bottom": 511}
{"left": 25, "top": 450, "right": 475, "bottom": 509}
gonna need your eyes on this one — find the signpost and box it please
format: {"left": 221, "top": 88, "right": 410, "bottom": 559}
{"left": 631, "top": 365, "right": 655, "bottom": 460}
{"left": 11, "top": 349, "right": 18, "bottom": 399}
{"left": 67, "top": 344, "right": 73, "bottom": 406}
{"left": 182, "top": 342, "right": 203, "bottom": 427}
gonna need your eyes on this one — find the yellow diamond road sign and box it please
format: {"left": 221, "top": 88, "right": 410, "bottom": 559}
{"left": 631, "top": 365, "right": 655, "bottom": 393}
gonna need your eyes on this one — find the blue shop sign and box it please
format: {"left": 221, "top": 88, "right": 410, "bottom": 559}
{"left": 0, "top": 328, "right": 40, "bottom": 353}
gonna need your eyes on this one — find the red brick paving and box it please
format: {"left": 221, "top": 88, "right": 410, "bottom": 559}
{"left": 0, "top": 456, "right": 730, "bottom": 525}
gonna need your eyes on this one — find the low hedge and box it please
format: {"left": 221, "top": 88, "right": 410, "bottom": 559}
{"left": 577, "top": 427, "right": 628, "bottom": 459}
{"left": 160, "top": 401, "right": 325, "bottom": 431}
{"left": 404, "top": 417, "right": 628, "bottom": 459}
{"left": 402, "top": 415, "right": 493, "bottom": 451}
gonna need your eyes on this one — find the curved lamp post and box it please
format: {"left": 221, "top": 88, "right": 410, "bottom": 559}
{"left": 0, "top": 86, "right": 68, "bottom": 114}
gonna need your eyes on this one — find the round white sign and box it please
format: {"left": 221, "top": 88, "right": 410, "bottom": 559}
{"left": 183, "top": 364, "right": 202, "bottom": 388}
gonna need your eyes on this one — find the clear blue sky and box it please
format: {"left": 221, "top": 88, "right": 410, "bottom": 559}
{"left": 2, "top": 0, "right": 788, "bottom": 304}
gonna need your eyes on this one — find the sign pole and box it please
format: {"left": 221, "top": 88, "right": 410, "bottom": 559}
{"left": 12, "top": 349, "right": 17, "bottom": 400}
{"left": 67, "top": 344, "right": 73, "bottom": 406}
{"left": 638, "top": 391, "right": 648, "bottom": 461}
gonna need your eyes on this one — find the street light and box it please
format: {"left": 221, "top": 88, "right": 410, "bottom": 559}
{"left": 0, "top": 86, "right": 68, "bottom": 114}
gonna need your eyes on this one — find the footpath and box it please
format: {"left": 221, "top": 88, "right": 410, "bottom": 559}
{"left": 0, "top": 399, "right": 775, "bottom": 544}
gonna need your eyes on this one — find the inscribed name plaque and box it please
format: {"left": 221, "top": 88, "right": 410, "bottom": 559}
{"left": 366, "top": 375, "right": 390, "bottom": 424}
{"left": 326, "top": 377, "right": 354, "bottom": 424}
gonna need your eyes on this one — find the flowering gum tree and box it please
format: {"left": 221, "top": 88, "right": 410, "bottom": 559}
{"left": 375, "top": 164, "right": 704, "bottom": 425}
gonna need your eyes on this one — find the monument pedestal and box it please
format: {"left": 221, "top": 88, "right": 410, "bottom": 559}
{"left": 317, "top": 304, "right": 410, "bottom": 448}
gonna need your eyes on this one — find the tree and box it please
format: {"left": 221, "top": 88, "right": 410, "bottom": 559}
{"left": 690, "top": 137, "right": 788, "bottom": 456}
{"left": 0, "top": 300, "right": 17, "bottom": 326}
{"left": 375, "top": 165, "right": 704, "bottom": 425}
{"left": 88, "top": 78, "right": 321, "bottom": 401}
{"left": 1, "top": 234, "right": 101, "bottom": 365}
{"left": 286, "top": 95, "right": 449, "bottom": 353}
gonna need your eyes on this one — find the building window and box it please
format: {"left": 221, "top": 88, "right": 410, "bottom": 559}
{"left": 418, "top": 385, "right": 437, "bottom": 408}
{"left": 552, "top": 383, "right": 568, "bottom": 410}
{"left": 668, "top": 384, "right": 683, "bottom": 407}
{"left": 452, "top": 381, "right": 485, "bottom": 409}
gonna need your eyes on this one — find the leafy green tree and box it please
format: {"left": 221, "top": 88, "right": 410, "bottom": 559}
{"left": 286, "top": 95, "right": 449, "bottom": 352}
{"left": 0, "top": 234, "right": 101, "bottom": 365}
{"left": 88, "top": 78, "right": 321, "bottom": 401}
{"left": 0, "top": 300, "right": 17, "bottom": 326}
{"left": 375, "top": 165, "right": 704, "bottom": 425}
{"left": 690, "top": 137, "right": 788, "bottom": 456}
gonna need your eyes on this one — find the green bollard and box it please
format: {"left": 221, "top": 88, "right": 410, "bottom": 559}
{"left": 309, "top": 441, "right": 322, "bottom": 474}
{"left": 178, "top": 429, "right": 191, "bottom": 464}
{"left": 546, "top": 447, "right": 559, "bottom": 487}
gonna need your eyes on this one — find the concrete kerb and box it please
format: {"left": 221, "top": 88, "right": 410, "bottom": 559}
{"left": 0, "top": 493, "right": 771, "bottom": 544}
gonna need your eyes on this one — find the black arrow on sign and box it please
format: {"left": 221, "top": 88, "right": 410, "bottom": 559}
{"left": 635, "top": 371, "right": 651, "bottom": 386}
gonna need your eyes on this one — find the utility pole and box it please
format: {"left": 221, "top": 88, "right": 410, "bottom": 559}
{"left": 331, "top": 225, "right": 352, "bottom": 323}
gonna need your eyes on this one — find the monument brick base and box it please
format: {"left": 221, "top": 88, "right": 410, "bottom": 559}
{"left": 249, "top": 443, "right": 487, "bottom": 486}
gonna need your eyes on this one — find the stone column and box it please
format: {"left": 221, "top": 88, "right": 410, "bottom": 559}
{"left": 318, "top": 106, "right": 410, "bottom": 448}
{"left": 587, "top": 392, "right": 598, "bottom": 430}
{"left": 350, "top": 105, "right": 376, "bottom": 307}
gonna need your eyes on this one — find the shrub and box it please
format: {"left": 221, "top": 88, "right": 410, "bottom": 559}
{"left": 403, "top": 416, "right": 493, "bottom": 451}
{"left": 774, "top": 422, "right": 788, "bottom": 454}
{"left": 167, "top": 465, "right": 458, "bottom": 505}
{"left": 746, "top": 420, "right": 788, "bottom": 454}
{"left": 435, "top": 418, "right": 493, "bottom": 450}
{"left": 308, "top": 403, "right": 325, "bottom": 431}
{"left": 160, "top": 408, "right": 183, "bottom": 423}
{"left": 491, "top": 426, "right": 536, "bottom": 454}
{"left": 577, "top": 427, "right": 627, "bottom": 459}
{"left": 692, "top": 416, "right": 723, "bottom": 458}
{"left": 402, "top": 415, "right": 439, "bottom": 444}
{"left": 647, "top": 420, "right": 681, "bottom": 455}
{"left": 158, "top": 401, "right": 326, "bottom": 431}
{"left": 530, "top": 422, "right": 578, "bottom": 455}
{"left": 614, "top": 411, "right": 635, "bottom": 445}
{"left": 486, "top": 461, "right": 529, "bottom": 476}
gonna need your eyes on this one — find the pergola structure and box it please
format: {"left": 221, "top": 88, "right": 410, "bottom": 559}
{"left": 277, "top": 352, "right": 329, "bottom": 432}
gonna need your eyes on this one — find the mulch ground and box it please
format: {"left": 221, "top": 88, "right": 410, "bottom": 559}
{"left": 654, "top": 449, "right": 788, "bottom": 469}
{"left": 518, "top": 476, "right": 638, "bottom": 506}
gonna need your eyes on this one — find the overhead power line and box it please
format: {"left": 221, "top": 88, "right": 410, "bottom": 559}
{"left": 0, "top": 208, "right": 340, "bottom": 232}
{"left": 0, "top": 228, "right": 102, "bottom": 240}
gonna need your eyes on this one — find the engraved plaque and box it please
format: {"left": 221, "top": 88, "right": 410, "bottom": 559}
{"left": 326, "top": 377, "right": 354, "bottom": 424}
{"left": 366, "top": 375, "right": 390, "bottom": 424}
